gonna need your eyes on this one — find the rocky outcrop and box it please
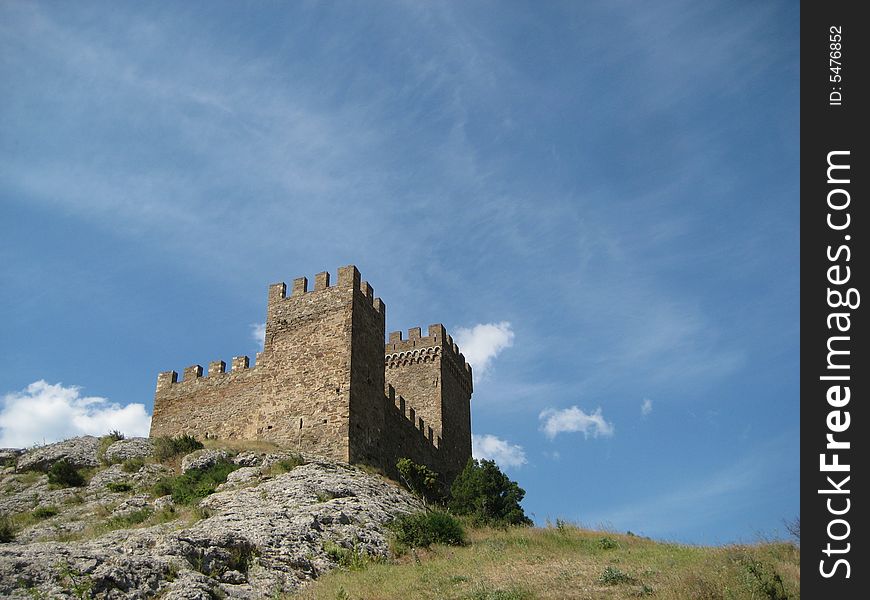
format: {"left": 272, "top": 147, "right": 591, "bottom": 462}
{"left": 16, "top": 436, "right": 102, "bottom": 472}
{"left": 104, "top": 438, "right": 155, "bottom": 464}
{"left": 0, "top": 438, "right": 422, "bottom": 598}
{"left": 181, "top": 449, "right": 230, "bottom": 473}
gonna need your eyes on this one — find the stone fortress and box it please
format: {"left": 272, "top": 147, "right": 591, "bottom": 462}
{"left": 150, "top": 265, "right": 473, "bottom": 483}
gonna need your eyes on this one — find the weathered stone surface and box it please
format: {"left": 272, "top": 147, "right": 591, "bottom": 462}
{"left": 232, "top": 452, "right": 262, "bottom": 467}
{"left": 149, "top": 265, "right": 473, "bottom": 484}
{"left": 16, "top": 436, "right": 102, "bottom": 472}
{"left": 0, "top": 448, "right": 23, "bottom": 467}
{"left": 104, "top": 438, "right": 155, "bottom": 464}
{"left": 88, "top": 462, "right": 172, "bottom": 492}
{"left": 181, "top": 449, "right": 230, "bottom": 473}
{"left": 0, "top": 442, "right": 423, "bottom": 599}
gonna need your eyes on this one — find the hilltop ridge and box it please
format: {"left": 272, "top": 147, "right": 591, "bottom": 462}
{"left": 0, "top": 435, "right": 421, "bottom": 598}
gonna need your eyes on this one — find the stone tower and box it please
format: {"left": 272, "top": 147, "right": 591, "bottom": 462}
{"left": 149, "top": 265, "right": 473, "bottom": 482}
{"left": 385, "top": 325, "right": 473, "bottom": 481}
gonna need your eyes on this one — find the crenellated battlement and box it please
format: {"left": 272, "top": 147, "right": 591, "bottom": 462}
{"left": 385, "top": 324, "right": 473, "bottom": 392}
{"left": 154, "top": 355, "right": 255, "bottom": 391}
{"left": 266, "top": 265, "right": 385, "bottom": 317}
{"left": 150, "top": 263, "right": 471, "bottom": 483}
{"left": 386, "top": 384, "right": 441, "bottom": 449}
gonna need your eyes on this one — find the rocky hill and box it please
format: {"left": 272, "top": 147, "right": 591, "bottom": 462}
{"left": 0, "top": 436, "right": 422, "bottom": 599}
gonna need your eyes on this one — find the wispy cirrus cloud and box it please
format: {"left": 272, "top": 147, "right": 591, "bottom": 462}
{"left": 641, "top": 398, "right": 653, "bottom": 416}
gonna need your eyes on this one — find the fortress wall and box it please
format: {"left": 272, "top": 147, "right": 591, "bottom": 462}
{"left": 150, "top": 359, "right": 263, "bottom": 440}
{"left": 256, "top": 267, "right": 362, "bottom": 461}
{"left": 347, "top": 270, "right": 389, "bottom": 467}
{"left": 150, "top": 264, "right": 473, "bottom": 481}
{"left": 382, "top": 387, "right": 442, "bottom": 479}
{"left": 384, "top": 325, "right": 447, "bottom": 440}
{"left": 438, "top": 351, "right": 473, "bottom": 481}
{"left": 385, "top": 324, "right": 473, "bottom": 480}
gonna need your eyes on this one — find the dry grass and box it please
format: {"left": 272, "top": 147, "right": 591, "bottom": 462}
{"left": 292, "top": 524, "right": 799, "bottom": 600}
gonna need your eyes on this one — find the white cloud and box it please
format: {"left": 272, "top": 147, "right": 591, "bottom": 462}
{"left": 453, "top": 321, "right": 514, "bottom": 376}
{"left": 641, "top": 398, "right": 653, "bottom": 416}
{"left": 472, "top": 433, "right": 527, "bottom": 468}
{"left": 251, "top": 322, "right": 266, "bottom": 347}
{"left": 0, "top": 381, "right": 151, "bottom": 448}
{"left": 539, "top": 406, "right": 614, "bottom": 440}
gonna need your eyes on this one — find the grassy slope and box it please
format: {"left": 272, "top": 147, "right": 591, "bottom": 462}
{"left": 294, "top": 524, "right": 800, "bottom": 600}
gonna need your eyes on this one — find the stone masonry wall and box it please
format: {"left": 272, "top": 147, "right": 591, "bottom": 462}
{"left": 149, "top": 359, "right": 263, "bottom": 440}
{"left": 347, "top": 272, "right": 388, "bottom": 468}
{"left": 150, "top": 264, "right": 472, "bottom": 483}
{"left": 382, "top": 388, "right": 442, "bottom": 479}
{"left": 384, "top": 325, "right": 473, "bottom": 481}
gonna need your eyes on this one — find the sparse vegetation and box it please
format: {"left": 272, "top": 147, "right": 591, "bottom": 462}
{"left": 295, "top": 524, "right": 800, "bottom": 600}
{"left": 323, "top": 539, "right": 382, "bottom": 571}
{"left": 152, "top": 458, "right": 239, "bottom": 504}
{"left": 153, "top": 434, "right": 204, "bottom": 462}
{"left": 31, "top": 506, "right": 59, "bottom": 520}
{"left": 599, "top": 565, "right": 635, "bottom": 585}
{"left": 597, "top": 536, "right": 619, "bottom": 550}
{"left": 122, "top": 457, "right": 146, "bottom": 473}
{"left": 783, "top": 516, "right": 800, "bottom": 544}
{"left": 47, "top": 460, "right": 86, "bottom": 488}
{"left": 106, "top": 481, "right": 133, "bottom": 493}
{"left": 448, "top": 458, "right": 532, "bottom": 527}
{"left": 269, "top": 453, "right": 305, "bottom": 474}
{"left": 95, "top": 508, "right": 153, "bottom": 534}
{"left": 316, "top": 490, "right": 337, "bottom": 503}
{"left": 0, "top": 515, "right": 14, "bottom": 543}
{"left": 396, "top": 458, "right": 443, "bottom": 504}
{"left": 389, "top": 510, "right": 466, "bottom": 549}
{"left": 97, "top": 431, "right": 125, "bottom": 464}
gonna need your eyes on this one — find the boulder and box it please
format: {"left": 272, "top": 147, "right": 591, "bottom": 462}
{"left": 104, "top": 437, "right": 155, "bottom": 464}
{"left": 16, "top": 436, "right": 101, "bottom": 472}
{"left": 181, "top": 449, "right": 230, "bottom": 473}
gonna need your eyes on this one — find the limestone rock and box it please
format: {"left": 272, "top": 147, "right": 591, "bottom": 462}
{"left": 16, "top": 436, "right": 102, "bottom": 472}
{"left": 0, "top": 438, "right": 422, "bottom": 599}
{"left": 0, "top": 448, "right": 23, "bottom": 467}
{"left": 232, "top": 452, "right": 262, "bottom": 467}
{"left": 181, "top": 449, "right": 230, "bottom": 473}
{"left": 104, "top": 438, "right": 155, "bottom": 464}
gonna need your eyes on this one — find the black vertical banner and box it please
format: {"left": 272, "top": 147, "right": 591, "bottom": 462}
{"left": 802, "top": 1, "right": 868, "bottom": 597}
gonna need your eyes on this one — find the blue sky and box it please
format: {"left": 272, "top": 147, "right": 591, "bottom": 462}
{"left": 0, "top": 1, "right": 799, "bottom": 544}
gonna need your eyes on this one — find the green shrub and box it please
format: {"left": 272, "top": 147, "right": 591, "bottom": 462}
{"left": 122, "top": 458, "right": 146, "bottom": 473}
{"left": 99, "top": 508, "right": 153, "bottom": 533}
{"left": 396, "top": 458, "right": 443, "bottom": 503}
{"left": 0, "top": 515, "right": 14, "bottom": 543}
{"left": 597, "top": 536, "right": 618, "bottom": 550}
{"left": 47, "top": 460, "right": 86, "bottom": 488}
{"left": 98, "top": 431, "right": 125, "bottom": 464}
{"left": 153, "top": 434, "right": 204, "bottom": 462}
{"left": 106, "top": 481, "right": 133, "bottom": 493}
{"left": 390, "top": 510, "right": 466, "bottom": 548}
{"left": 270, "top": 453, "right": 305, "bottom": 474}
{"left": 740, "top": 557, "right": 789, "bottom": 600}
{"left": 448, "top": 458, "right": 532, "bottom": 526}
{"left": 466, "top": 586, "right": 533, "bottom": 600}
{"left": 32, "top": 506, "right": 59, "bottom": 520}
{"left": 152, "top": 459, "right": 239, "bottom": 505}
{"left": 323, "top": 539, "right": 378, "bottom": 570}
{"left": 599, "top": 566, "right": 634, "bottom": 585}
